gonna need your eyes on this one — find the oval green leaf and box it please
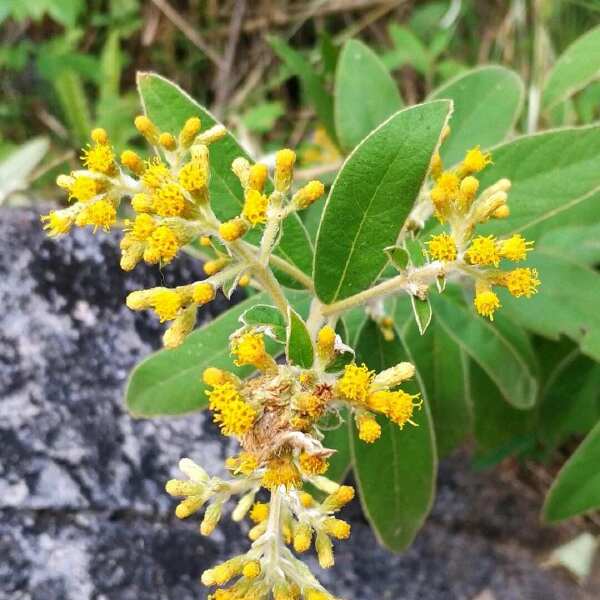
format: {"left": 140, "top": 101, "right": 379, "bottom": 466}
{"left": 543, "top": 420, "right": 600, "bottom": 523}
{"left": 240, "top": 304, "right": 286, "bottom": 343}
{"left": 429, "top": 66, "right": 524, "bottom": 166}
{"left": 314, "top": 100, "right": 452, "bottom": 305}
{"left": 542, "top": 25, "right": 600, "bottom": 111}
{"left": 351, "top": 319, "right": 437, "bottom": 552}
{"left": 430, "top": 293, "right": 538, "bottom": 409}
{"left": 136, "top": 72, "right": 313, "bottom": 290}
{"left": 477, "top": 125, "right": 600, "bottom": 241}
{"left": 334, "top": 39, "right": 403, "bottom": 153}
{"left": 286, "top": 307, "right": 314, "bottom": 368}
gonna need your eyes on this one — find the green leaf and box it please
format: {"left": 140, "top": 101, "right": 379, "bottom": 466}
{"left": 268, "top": 36, "right": 337, "bottom": 144}
{"left": 126, "top": 291, "right": 311, "bottom": 417}
{"left": 398, "top": 304, "right": 471, "bottom": 457}
{"left": 542, "top": 25, "right": 600, "bottom": 111}
{"left": 477, "top": 126, "right": 600, "bottom": 241}
{"left": 321, "top": 411, "right": 351, "bottom": 483}
{"left": 314, "top": 100, "right": 452, "bottom": 304}
{"left": 351, "top": 319, "right": 437, "bottom": 552}
{"left": 538, "top": 223, "right": 600, "bottom": 267}
{"left": 381, "top": 24, "right": 429, "bottom": 74}
{"left": 469, "top": 362, "right": 536, "bottom": 459}
{"left": 240, "top": 304, "right": 286, "bottom": 343}
{"left": 429, "top": 66, "right": 524, "bottom": 166}
{"left": 430, "top": 292, "right": 538, "bottom": 409}
{"left": 410, "top": 296, "right": 432, "bottom": 335}
{"left": 241, "top": 101, "right": 284, "bottom": 134}
{"left": 137, "top": 73, "right": 313, "bottom": 290}
{"left": 286, "top": 308, "right": 314, "bottom": 369}
{"left": 99, "top": 30, "right": 122, "bottom": 105}
{"left": 543, "top": 420, "right": 600, "bottom": 522}
{"left": 53, "top": 70, "right": 92, "bottom": 144}
{"left": 384, "top": 245, "right": 409, "bottom": 270}
{"left": 334, "top": 39, "right": 403, "bottom": 153}
{"left": 499, "top": 250, "right": 600, "bottom": 363}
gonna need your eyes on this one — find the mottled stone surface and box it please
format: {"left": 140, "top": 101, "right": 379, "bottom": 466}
{"left": 0, "top": 208, "right": 591, "bottom": 599}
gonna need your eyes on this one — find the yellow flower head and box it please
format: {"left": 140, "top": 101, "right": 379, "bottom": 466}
{"left": 130, "top": 213, "right": 156, "bottom": 241}
{"left": 297, "top": 393, "right": 326, "bottom": 418}
{"left": 178, "top": 159, "right": 208, "bottom": 192}
{"left": 366, "top": 390, "right": 392, "bottom": 414}
{"left": 294, "top": 180, "right": 325, "bottom": 209}
{"left": 298, "top": 452, "right": 329, "bottom": 476}
{"left": 231, "top": 332, "right": 272, "bottom": 371}
{"left": 426, "top": 233, "right": 457, "bottom": 262}
{"left": 179, "top": 117, "right": 201, "bottom": 148}
{"left": 68, "top": 176, "right": 101, "bottom": 202}
{"left": 242, "top": 561, "right": 261, "bottom": 579}
{"left": 206, "top": 382, "right": 241, "bottom": 411}
{"left": 82, "top": 143, "right": 115, "bottom": 175}
{"left": 293, "top": 522, "right": 313, "bottom": 553}
{"left": 316, "top": 325, "right": 336, "bottom": 359}
{"left": 225, "top": 451, "right": 258, "bottom": 476}
{"left": 499, "top": 234, "right": 534, "bottom": 262}
{"left": 323, "top": 518, "right": 351, "bottom": 540}
{"left": 146, "top": 225, "right": 180, "bottom": 264}
{"left": 336, "top": 363, "right": 374, "bottom": 404}
{"left": 90, "top": 128, "right": 108, "bottom": 144}
{"left": 462, "top": 146, "right": 492, "bottom": 173}
{"left": 150, "top": 289, "right": 182, "bottom": 322}
{"left": 242, "top": 189, "right": 269, "bottom": 226}
{"left": 213, "top": 397, "right": 256, "bottom": 437}
{"left": 323, "top": 485, "right": 355, "bottom": 511}
{"left": 356, "top": 414, "right": 381, "bottom": 443}
{"left": 504, "top": 267, "right": 540, "bottom": 298}
{"left": 142, "top": 158, "right": 171, "bottom": 190}
{"left": 134, "top": 115, "right": 159, "bottom": 144}
{"left": 131, "top": 193, "right": 152, "bottom": 213}
{"left": 219, "top": 218, "right": 247, "bottom": 242}
{"left": 152, "top": 183, "right": 185, "bottom": 217}
{"left": 249, "top": 502, "right": 269, "bottom": 523}
{"left": 121, "top": 149, "right": 144, "bottom": 175}
{"left": 474, "top": 289, "right": 501, "bottom": 319}
{"left": 158, "top": 132, "right": 177, "bottom": 151}
{"left": 466, "top": 235, "right": 500, "bottom": 267}
{"left": 274, "top": 148, "right": 296, "bottom": 192}
{"left": 434, "top": 171, "right": 460, "bottom": 199}
{"left": 262, "top": 456, "right": 302, "bottom": 490}
{"left": 193, "top": 282, "right": 215, "bottom": 305}
{"left": 248, "top": 163, "right": 268, "bottom": 192}
{"left": 75, "top": 199, "right": 116, "bottom": 231}
{"left": 387, "top": 390, "right": 422, "bottom": 429}
{"left": 41, "top": 211, "right": 72, "bottom": 237}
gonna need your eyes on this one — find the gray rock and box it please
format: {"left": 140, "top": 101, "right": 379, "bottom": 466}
{"left": 0, "top": 208, "right": 588, "bottom": 599}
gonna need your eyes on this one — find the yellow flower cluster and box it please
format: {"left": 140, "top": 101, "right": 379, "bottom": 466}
{"left": 162, "top": 325, "right": 422, "bottom": 599}
{"left": 426, "top": 143, "right": 540, "bottom": 320}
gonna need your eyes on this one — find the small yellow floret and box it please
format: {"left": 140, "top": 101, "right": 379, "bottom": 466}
{"left": 150, "top": 289, "right": 182, "bottom": 322}
{"left": 293, "top": 523, "right": 313, "bottom": 553}
{"left": 466, "top": 235, "right": 500, "bottom": 267}
{"left": 121, "top": 150, "right": 144, "bottom": 174}
{"left": 76, "top": 199, "right": 116, "bottom": 231}
{"left": 493, "top": 204, "right": 510, "bottom": 219}
{"left": 336, "top": 363, "right": 374, "bottom": 404}
{"left": 203, "top": 258, "right": 228, "bottom": 276}
{"left": 474, "top": 289, "right": 501, "bottom": 320}
{"left": 142, "top": 158, "right": 171, "bottom": 190}
{"left": 146, "top": 226, "right": 180, "bottom": 263}
{"left": 387, "top": 390, "right": 422, "bottom": 428}
{"left": 69, "top": 176, "right": 100, "bottom": 202}
{"left": 242, "top": 561, "right": 261, "bottom": 579}
{"left": 175, "top": 496, "right": 204, "bottom": 519}
{"left": 193, "top": 283, "right": 215, "bottom": 305}
{"left": 225, "top": 451, "right": 258, "bottom": 476}
{"left": 298, "top": 452, "right": 329, "bottom": 475}
{"left": 131, "top": 193, "right": 152, "bottom": 213}
{"left": 131, "top": 213, "right": 155, "bottom": 240}
{"left": 356, "top": 414, "right": 381, "bottom": 443}
{"left": 82, "top": 143, "right": 115, "bottom": 174}
{"left": 504, "top": 268, "right": 540, "bottom": 298}
{"left": 249, "top": 502, "right": 269, "bottom": 523}
{"left": 180, "top": 117, "right": 201, "bottom": 147}
{"left": 274, "top": 148, "right": 296, "bottom": 191}
{"left": 242, "top": 189, "right": 269, "bottom": 225}
{"left": 499, "top": 234, "right": 534, "bottom": 262}
{"left": 202, "top": 367, "right": 228, "bottom": 387}
{"left": 213, "top": 397, "right": 256, "bottom": 437}
{"left": 231, "top": 332, "right": 272, "bottom": 371}
{"left": 90, "top": 128, "right": 108, "bottom": 144}
{"left": 219, "top": 218, "right": 247, "bottom": 242}
{"left": 462, "top": 146, "right": 492, "bottom": 173}
{"left": 366, "top": 390, "right": 392, "bottom": 414}
{"left": 317, "top": 325, "right": 336, "bottom": 359}
{"left": 134, "top": 115, "right": 159, "bottom": 143}
{"left": 205, "top": 382, "right": 241, "bottom": 411}
{"left": 323, "top": 518, "right": 351, "bottom": 540}
{"left": 152, "top": 183, "right": 185, "bottom": 217}
{"left": 42, "top": 211, "right": 72, "bottom": 237}
{"left": 248, "top": 163, "right": 268, "bottom": 192}
{"left": 294, "top": 180, "right": 325, "bottom": 209}
{"left": 178, "top": 160, "right": 207, "bottom": 192}
{"left": 426, "top": 233, "right": 457, "bottom": 262}
{"left": 262, "top": 456, "right": 302, "bottom": 490}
